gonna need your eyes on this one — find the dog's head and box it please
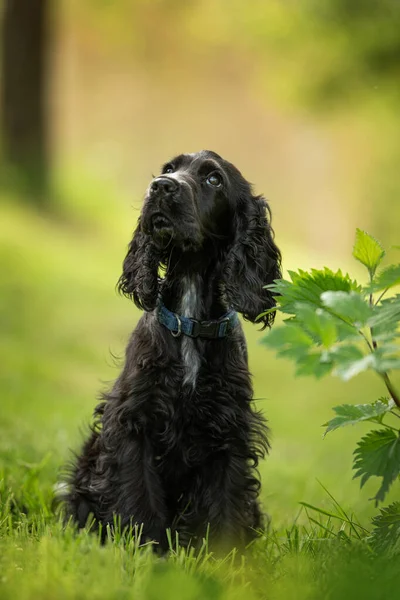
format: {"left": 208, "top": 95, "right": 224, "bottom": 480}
{"left": 141, "top": 150, "right": 236, "bottom": 251}
{"left": 118, "top": 151, "right": 281, "bottom": 327}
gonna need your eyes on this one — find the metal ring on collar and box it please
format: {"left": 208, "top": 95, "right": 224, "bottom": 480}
{"left": 170, "top": 314, "right": 182, "bottom": 338}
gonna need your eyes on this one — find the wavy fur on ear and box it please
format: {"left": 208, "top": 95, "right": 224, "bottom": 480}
{"left": 224, "top": 195, "right": 281, "bottom": 328}
{"left": 117, "top": 218, "right": 161, "bottom": 311}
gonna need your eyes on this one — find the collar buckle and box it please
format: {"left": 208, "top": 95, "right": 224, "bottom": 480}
{"left": 190, "top": 317, "right": 230, "bottom": 339}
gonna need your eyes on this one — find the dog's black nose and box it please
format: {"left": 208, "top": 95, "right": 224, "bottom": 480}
{"left": 150, "top": 177, "right": 179, "bottom": 196}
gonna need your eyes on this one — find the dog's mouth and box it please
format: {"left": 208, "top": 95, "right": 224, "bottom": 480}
{"left": 151, "top": 214, "right": 172, "bottom": 231}
{"left": 144, "top": 210, "right": 202, "bottom": 252}
{"left": 149, "top": 213, "right": 175, "bottom": 249}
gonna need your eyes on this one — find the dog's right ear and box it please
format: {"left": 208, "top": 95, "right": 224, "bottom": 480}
{"left": 117, "top": 218, "right": 160, "bottom": 311}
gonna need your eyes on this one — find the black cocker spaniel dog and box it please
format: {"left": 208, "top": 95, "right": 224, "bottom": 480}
{"left": 65, "top": 150, "right": 281, "bottom": 551}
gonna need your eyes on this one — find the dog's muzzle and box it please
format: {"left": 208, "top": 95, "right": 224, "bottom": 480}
{"left": 149, "top": 176, "right": 180, "bottom": 199}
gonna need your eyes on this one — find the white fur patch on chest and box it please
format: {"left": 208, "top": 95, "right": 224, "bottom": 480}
{"left": 179, "top": 279, "right": 201, "bottom": 388}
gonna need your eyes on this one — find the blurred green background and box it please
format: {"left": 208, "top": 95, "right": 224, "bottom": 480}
{"left": 1, "top": 0, "right": 400, "bottom": 532}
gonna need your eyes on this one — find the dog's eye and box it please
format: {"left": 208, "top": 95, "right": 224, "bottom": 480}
{"left": 206, "top": 172, "right": 222, "bottom": 187}
{"left": 163, "top": 164, "right": 174, "bottom": 174}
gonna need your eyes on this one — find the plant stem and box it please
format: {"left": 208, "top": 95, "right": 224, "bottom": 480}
{"left": 381, "top": 372, "right": 400, "bottom": 410}
{"left": 369, "top": 287, "right": 378, "bottom": 350}
{"left": 374, "top": 287, "right": 389, "bottom": 306}
{"left": 367, "top": 290, "right": 399, "bottom": 408}
{"left": 380, "top": 422, "right": 399, "bottom": 432}
{"left": 359, "top": 330, "right": 374, "bottom": 352}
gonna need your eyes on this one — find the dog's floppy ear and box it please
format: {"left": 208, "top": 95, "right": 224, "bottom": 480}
{"left": 117, "top": 218, "right": 161, "bottom": 311}
{"left": 223, "top": 194, "right": 281, "bottom": 328}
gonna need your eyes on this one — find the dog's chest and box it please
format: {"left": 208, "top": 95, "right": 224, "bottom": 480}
{"left": 179, "top": 278, "right": 201, "bottom": 387}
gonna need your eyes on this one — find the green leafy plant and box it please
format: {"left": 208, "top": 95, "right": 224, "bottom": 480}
{"left": 262, "top": 229, "right": 400, "bottom": 550}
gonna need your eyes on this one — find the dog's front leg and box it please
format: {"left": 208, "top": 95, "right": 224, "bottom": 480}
{"left": 175, "top": 453, "right": 257, "bottom": 551}
{"left": 67, "top": 428, "right": 169, "bottom": 550}
{"left": 101, "top": 432, "right": 169, "bottom": 550}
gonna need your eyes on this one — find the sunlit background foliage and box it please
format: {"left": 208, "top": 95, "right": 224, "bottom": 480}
{"left": 1, "top": 1, "right": 400, "bottom": 598}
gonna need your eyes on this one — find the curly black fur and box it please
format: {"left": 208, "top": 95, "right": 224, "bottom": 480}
{"left": 65, "top": 150, "right": 281, "bottom": 552}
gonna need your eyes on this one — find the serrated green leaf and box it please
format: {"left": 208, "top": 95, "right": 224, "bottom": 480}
{"left": 334, "top": 353, "right": 375, "bottom": 381}
{"left": 261, "top": 321, "right": 314, "bottom": 351}
{"left": 353, "top": 229, "right": 385, "bottom": 278}
{"left": 353, "top": 429, "right": 400, "bottom": 505}
{"left": 293, "top": 304, "right": 338, "bottom": 348}
{"left": 371, "top": 501, "right": 400, "bottom": 555}
{"left": 368, "top": 295, "right": 400, "bottom": 330}
{"left": 321, "top": 291, "right": 372, "bottom": 327}
{"left": 372, "top": 347, "right": 400, "bottom": 373}
{"left": 367, "top": 264, "right": 400, "bottom": 293}
{"left": 262, "top": 319, "right": 337, "bottom": 378}
{"left": 323, "top": 398, "right": 395, "bottom": 435}
{"left": 369, "top": 295, "right": 400, "bottom": 346}
{"left": 371, "top": 331, "right": 400, "bottom": 344}
{"left": 265, "top": 268, "right": 361, "bottom": 316}
{"left": 328, "top": 343, "right": 364, "bottom": 362}
{"left": 329, "top": 341, "right": 400, "bottom": 379}
{"left": 294, "top": 352, "right": 333, "bottom": 378}
{"left": 335, "top": 321, "right": 361, "bottom": 342}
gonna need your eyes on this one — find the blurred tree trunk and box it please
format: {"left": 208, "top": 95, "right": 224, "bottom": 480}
{"left": 1, "top": 0, "right": 50, "bottom": 205}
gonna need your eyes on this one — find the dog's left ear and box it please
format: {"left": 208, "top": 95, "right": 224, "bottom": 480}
{"left": 117, "top": 218, "right": 161, "bottom": 311}
{"left": 223, "top": 194, "right": 281, "bottom": 328}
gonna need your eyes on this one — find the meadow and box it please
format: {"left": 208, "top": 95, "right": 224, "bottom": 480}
{"left": 1, "top": 181, "right": 399, "bottom": 599}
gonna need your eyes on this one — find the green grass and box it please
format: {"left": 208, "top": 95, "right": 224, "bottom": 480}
{"left": 1, "top": 189, "right": 399, "bottom": 599}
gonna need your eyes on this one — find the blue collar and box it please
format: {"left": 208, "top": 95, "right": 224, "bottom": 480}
{"left": 157, "top": 301, "right": 239, "bottom": 339}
